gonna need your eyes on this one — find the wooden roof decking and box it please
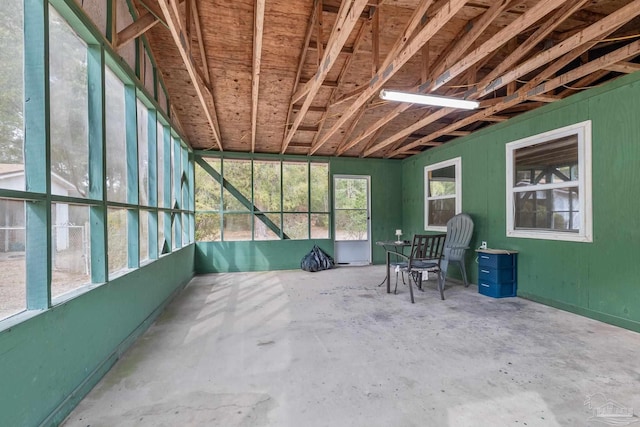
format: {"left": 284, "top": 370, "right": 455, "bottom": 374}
{"left": 126, "top": 0, "right": 640, "bottom": 158}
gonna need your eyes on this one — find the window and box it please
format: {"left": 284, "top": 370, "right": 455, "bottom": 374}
{"left": 0, "top": 2, "right": 194, "bottom": 323}
{"left": 105, "top": 67, "right": 127, "bottom": 203}
{"left": 425, "top": 158, "right": 461, "bottom": 231}
{"left": 195, "top": 157, "right": 330, "bottom": 242}
{"left": 0, "top": 3, "right": 24, "bottom": 190}
{"left": 137, "top": 99, "right": 149, "bottom": 206}
{"left": 50, "top": 6, "right": 89, "bottom": 198}
{"left": 506, "top": 121, "right": 592, "bottom": 242}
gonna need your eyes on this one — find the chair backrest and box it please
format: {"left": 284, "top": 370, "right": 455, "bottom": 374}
{"left": 443, "top": 213, "right": 474, "bottom": 262}
{"left": 408, "top": 233, "right": 447, "bottom": 268}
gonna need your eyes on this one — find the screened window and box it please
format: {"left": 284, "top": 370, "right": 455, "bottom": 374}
{"left": 195, "top": 158, "right": 330, "bottom": 242}
{"left": 137, "top": 100, "right": 149, "bottom": 206}
{"left": 0, "top": 3, "right": 24, "bottom": 189}
{"left": 0, "top": 199, "right": 25, "bottom": 319}
{"left": 283, "top": 161, "right": 308, "bottom": 240}
{"left": 51, "top": 204, "right": 91, "bottom": 297}
{"left": 425, "top": 158, "right": 461, "bottom": 231}
{"left": 49, "top": 6, "right": 89, "bottom": 198}
{"left": 105, "top": 68, "right": 127, "bottom": 203}
{"left": 310, "top": 163, "right": 330, "bottom": 239}
{"left": 107, "top": 208, "right": 128, "bottom": 277}
{"left": 195, "top": 158, "right": 221, "bottom": 241}
{"left": 506, "top": 121, "right": 592, "bottom": 242}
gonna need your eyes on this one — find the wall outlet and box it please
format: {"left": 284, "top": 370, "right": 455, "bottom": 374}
{"left": 480, "top": 241, "right": 487, "bottom": 249}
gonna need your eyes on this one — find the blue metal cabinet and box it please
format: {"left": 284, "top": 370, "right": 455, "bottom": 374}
{"left": 477, "top": 249, "right": 518, "bottom": 298}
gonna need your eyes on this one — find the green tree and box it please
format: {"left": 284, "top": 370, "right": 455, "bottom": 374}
{"left": 0, "top": 3, "right": 25, "bottom": 165}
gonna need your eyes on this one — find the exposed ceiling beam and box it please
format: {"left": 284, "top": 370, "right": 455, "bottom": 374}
{"left": 468, "top": 0, "right": 640, "bottom": 99}
{"left": 603, "top": 61, "right": 640, "bottom": 74}
{"left": 251, "top": 0, "right": 266, "bottom": 153}
{"left": 308, "top": 41, "right": 354, "bottom": 55}
{"left": 369, "top": 0, "right": 640, "bottom": 157}
{"left": 390, "top": 39, "right": 640, "bottom": 157}
{"left": 431, "top": 0, "right": 567, "bottom": 91}
{"left": 191, "top": 0, "right": 212, "bottom": 86}
{"left": 281, "top": 0, "right": 370, "bottom": 153}
{"left": 481, "top": 0, "right": 590, "bottom": 84}
{"left": 371, "top": 0, "right": 380, "bottom": 76}
{"left": 320, "top": 15, "right": 372, "bottom": 155}
{"left": 157, "top": 0, "right": 223, "bottom": 150}
{"left": 293, "top": 105, "right": 327, "bottom": 112}
{"left": 342, "top": 0, "right": 509, "bottom": 157}
{"left": 529, "top": 94, "right": 562, "bottom": 103}
{"left": 557, "top": 70, "right": 609, "bottom": 96}
{"left": 310, "top": 0, "right": 468, "bottom": 155}
{"left": 283, "top": 0, "right": 321, "bottom": 154}
{"left": 115, "top": 12, "right": 159, "bottom": 49}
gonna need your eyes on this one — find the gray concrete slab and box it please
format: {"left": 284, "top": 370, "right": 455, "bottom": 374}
{"left": 63, "top": 266, "right": 640, "bottom": 427}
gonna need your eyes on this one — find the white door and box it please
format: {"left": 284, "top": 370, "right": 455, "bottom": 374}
{"left": 333, "top": 175, "right": 371, "bottom": 265}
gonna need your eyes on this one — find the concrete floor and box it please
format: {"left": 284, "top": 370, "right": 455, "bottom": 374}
{"left": 63, "top": 266, "right": 640, "bottom": 427}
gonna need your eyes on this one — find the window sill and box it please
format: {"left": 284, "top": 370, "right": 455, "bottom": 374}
{"left": 507, "top": 229, "right": 592, "bottom": 243}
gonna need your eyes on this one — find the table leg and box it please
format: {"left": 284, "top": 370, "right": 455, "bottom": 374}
{"left": 386, "top": 251, "right": 391, "bottom": 294}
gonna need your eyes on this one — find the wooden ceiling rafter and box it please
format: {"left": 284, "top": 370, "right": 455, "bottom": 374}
{"left": 603, "top": 61, "right": 640, "bottom": 74}
{"left": 366, "top": 0, "right": 640, "bottom": 158}
{"left": 281, "top": 0, "right": 370, "bottom": 154}
{"left": 319, "top": 10, "right": 372, "bottom": 155}
{"left": 390, "top": 38, "right": 640, "bottom": 157}
{"left": 480, "top": 0, "right": 590, "bottom": 85}
{"left": 354, "top": 0, "right": 514, "bottom": 157}
{"left": 310, "top": 0, "right": 468, "bottom": 155}
{"left": 289, "top": 0, "right": 365, "bottom": 105}
{"left": 250, "top": 0, "right": 266, "bottom": 153}
{"left": 157, "top": 0, "right": 223, "bottom": 150}
{"left": 430, "top": 0, "right": 569, "bottom": 92}
{"left": 360, "top": 45, "right": 505, "bottom": 157}
{"left": 316, "top": 0, "right": 324, "bottom": 66}
{"left": 283, "top": 0, "right": 322, "bottom": 155}
{"left": 137, "top": 0, "right": 640, "bottom": 158}
{"left": 469, "top": 0, "right": 640, "bottom": 99}
{"left": 114, "top": 12, "right": 160, "bottom": 49}
{"left": 190, "top": 0, "right": 211, "bottom": 86}
{"left": 557, "top": 70, "right": 609, "bottom": 96}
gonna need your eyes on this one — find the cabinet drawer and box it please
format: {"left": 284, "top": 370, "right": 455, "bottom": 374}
{"left": 478, "top": 281, "right": 516, "bottom": 298}
{"left": 478, "top": 267, "right": 515, "bottom": 282}
{"left": 477, "top": 253, "right": 515, "bottom": 269}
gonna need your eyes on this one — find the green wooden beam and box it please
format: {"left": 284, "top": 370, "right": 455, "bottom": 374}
{"left": 163, "top": 125, "right": 172, "bottom": 250}
{"left": 173, "top": 138, "right": 182, "bottom": 247}
{"left": 88, "top": 45, "right": 107, "bottom": 284}
{"left": 195, "top": 156, "right": 290, "bottom": 240}
{"left": 147, "top": 109, "right": 159, "bottom": 258}
{"left": 24, "top": 0, "right": 51, "bottom": 309}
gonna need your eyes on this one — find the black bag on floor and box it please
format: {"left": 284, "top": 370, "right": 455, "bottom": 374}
{"left": 301, "top": 245, "right": 335, "bottom": 272}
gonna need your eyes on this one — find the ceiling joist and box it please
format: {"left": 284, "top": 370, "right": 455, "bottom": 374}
{"left": 157, "top": 0, "right": 223, "bottom": 150}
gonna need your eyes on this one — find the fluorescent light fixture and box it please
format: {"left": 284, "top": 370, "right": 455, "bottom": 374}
{"left": 379, "top": 89, "right": 479, "bottom": 110}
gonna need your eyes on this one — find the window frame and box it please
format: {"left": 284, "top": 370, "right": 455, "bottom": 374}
{"left": 505, "top": 120, "right": 592, "bottom": 242}
{"left": 424, "top": 157, "right": 462, "bottom": 232}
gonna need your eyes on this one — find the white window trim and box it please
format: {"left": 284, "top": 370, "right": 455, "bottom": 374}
{"left": 424, "top": 157, "right": 461, "bottom": 232}
{"left": 505, "top": 120, "right": 592, "bottom": 242}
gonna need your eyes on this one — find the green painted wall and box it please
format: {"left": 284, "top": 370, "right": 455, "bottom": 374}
{"left": 195, "top": 156, "right": 403, "bottom": 272}
{"left": 0, "top": 246, "right": 195, "bottom": 427}
{"left": 401, "top": 71, "right": 640, "bottom": 332}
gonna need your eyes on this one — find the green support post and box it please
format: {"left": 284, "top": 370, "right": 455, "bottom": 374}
{"left": 125, "top": 85, "right": 139, "bottom": 267}
{"left": 148, "top": 109, "right": 158, "bottom": 259}
{"left": 24, "top": 0, "right": 51, "bottom": 309}
{"left": 88, "top": 45, "right": 107, "bottom": 284}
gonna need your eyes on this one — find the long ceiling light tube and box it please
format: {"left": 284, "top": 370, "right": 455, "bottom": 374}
{"left": 379, "top": 89, "right": 479, "bottom": 110}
